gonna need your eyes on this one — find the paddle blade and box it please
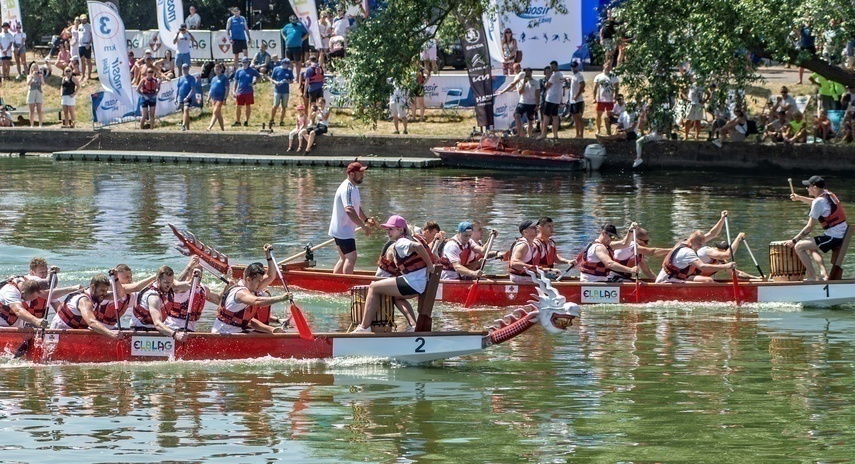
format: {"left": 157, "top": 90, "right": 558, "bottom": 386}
{"left": 290, "top": 303, "right": 314, "bottom": 340}
{"left": 732, "top": 273, "right": 741, "bottom": 306}
{"left": 13, "top": 337, "right": 31, "bottom": 359}
{"left": 464, "top": 282, "right": 479, "bottom": 308}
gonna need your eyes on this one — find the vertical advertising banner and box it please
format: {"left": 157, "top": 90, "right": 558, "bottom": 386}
{"left": 156, "top": 0, "right": 185, "bottom": 52}
{"left": 1, "top": 0, "right": 23, "bottom": 33}
{"left": 289, "top": 0, "right": 322, "bottom": 48}
{"left": 88, "top": 1, "right": 136, "bottom": 119}
{"left": 462, "top": 20, "right": 494, "bottom": 128}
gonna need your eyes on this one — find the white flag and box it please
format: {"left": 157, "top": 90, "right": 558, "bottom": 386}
{"left": 88, "top": 1, "right": 136, "bottom": 115}
{"left": 156, "top": 0, "right": 185, "bottom": 52}
{"left": 1, "top": 0, "right": 24, "bottom": 33}
{"left": 289, "top": 0, "right": 322, "bottom": 49}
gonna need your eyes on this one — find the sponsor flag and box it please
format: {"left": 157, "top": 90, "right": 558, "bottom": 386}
{"left": 462, "top": 20, "right": 494, "bottom": 127}
{"left": 88, "top": 1, "right": 136, "bottom": 119}
{"left": 1, "top": 0, "right": 23, "bottom": 33}
{"left": 156, "top": 0, "right": 185, "bottom": 52}
{"left": 289, "top": 0, "right": 322, "bottom": 48}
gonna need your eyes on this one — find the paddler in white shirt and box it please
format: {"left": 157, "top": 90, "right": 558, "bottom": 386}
{"left": 440, "top": 221, "right": 485, "bottom": 280}
{"left": 578, "top": 224, "right": 638, "bottom": 282}
{"left": 609, "top": 226, "right": 670, "bottom": 281}
{"left": 508, "top": 220, "right": 542, "bottom": 283}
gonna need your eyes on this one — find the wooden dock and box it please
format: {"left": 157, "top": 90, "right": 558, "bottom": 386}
{"left": 51, "top": 150, "right": 443, "bottom": 169}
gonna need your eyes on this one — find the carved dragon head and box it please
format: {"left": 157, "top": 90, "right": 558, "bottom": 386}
{"left": 526, "top": 269, "right": 579, "bottom": 333}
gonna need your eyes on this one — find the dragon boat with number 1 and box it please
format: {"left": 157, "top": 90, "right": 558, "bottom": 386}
{"left": 169, "top": 225, "right": 855, "bottom": 308}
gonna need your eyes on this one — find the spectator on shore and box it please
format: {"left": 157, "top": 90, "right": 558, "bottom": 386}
{"left": 0, "top": 23, "right": 13, "bottom": 80}
{"left": 226, "top": 7, "right": 251, "bottom": 69}
{"left": 251, "top": 41, "right": 272, "bottom": 74}
{"left": 48, "top": 21, "right": 72, "bottom": 60}
{"left": 185, "top": 5, "right": 201, "bottom": 30}
{"left": 410, "top": 64, "right": 428, "bottom": 121}
{"left": 173, "top": 24, "right": 197, "bottom": 72}
{"left": 712, "top": 107, "right": 748, "bottom": 147}
{"left": 13, "top": 27, "right": 26, "bottom": 78}
{"left": 233, "top": 57, "right": 262, "bottom": 126}
{"left": 501, "top": 28, "right": 518, "bottom": 76}
{"left": 420, "top": 20, "right": 438, "bottom": 75}
{"left": 796, "top": 24, "right": 816, "bottom": 85}
{"left": 176, "top": 64, "right": 196, "bottom": 131}
{"left": 608, "top": 93, "right": 625, "bottom": 128}
{"left": 77, "top": 15, "right": 92, "bottom": 81}
{"left": 567, "top": 61, "right": 585, "bottom": 138}
{"left": 287, "top": 104, "right": 309, "bottom": 151}
{"left": 60, "top": 66, "right": 79, "bottom": 128}
{"left": 137, "top": 68, "right": 160, "bottom": 129}
{"left": 303, "top": 57, "right": 324, "bottom": 108}
{"left": 206, "top": 63, "right": 229, "bottom": 131}
{"left": 839, "top": 113, "right": 854, "bottom": 143}
{"left": 269, "top": 58, "right": 293, "bottom": 127}
{"left": 771, "top": 86, "right": 798, "bottom": 117}
{"left": 0, "top": 106, "right": 12, "bottom": 126}
{"left": 157, "top": 50, "right": 176, "bottom": 79}
{"left": 69, "top": 55, "right": 82, "bottom": 80}
{"left": 538, "top": 64, "right": 562, "bottom": 140}
{"left": 69, "top": 17, "right": 80, "bottom": 58}
{"left": 318, "top": 11, "right": 333, "bottom": 67}
{"left": 814, "top": 109, "right": 834, "bottom": 141}
{"left": 332, "top": 9, "right": 350, "bottom": 43}
{"left": 682, "top": 81, "right": 705, "bottom": 140}
{"left": 26, "top": 66, "right": 45, "bottom": 127}
{"left": 303, "top": 97, "right": 331, "bottom": 154}
{"left": 55, "top": 43, "right": 71, "bottom": 71}
{"left": 389, "top": 79, "right": 409, "bottom": 134}
{"left": 500, "top": 66, "right": 537, "bottom": 137}
{"left": 784, "top": 111, "right": 808, "bottom": 144}
{"left": 596, "top": 106, "right": 638, "bottom": 142}
{"left": 600, "top": 9, "right": 619, "bottom": 65}
{"left": 593, "top": 63, "right": 619, "bottom": 135}
{"left": 281, "top": 15, "right": 308, "bottom": 76}
{"left": 762, "top": 110, "right": 788, "bottom": 143}
{"left": 633, "top": 121, "right": 663, "bottom": 168}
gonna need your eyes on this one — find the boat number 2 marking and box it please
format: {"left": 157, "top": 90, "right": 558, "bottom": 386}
{"left": 823, "top": 284, "right": 830, "bottom": 298}
{"left": 414, "top": 337, "right": 426, "bottom": 353}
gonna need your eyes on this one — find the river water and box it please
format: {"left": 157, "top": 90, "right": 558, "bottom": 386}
{"left": 1, "top": 157, "right": 855, "bottom": 462}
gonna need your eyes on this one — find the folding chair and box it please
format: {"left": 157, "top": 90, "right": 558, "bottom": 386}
{"left": 440, "top": 89, "right": 464, "bottom": 122}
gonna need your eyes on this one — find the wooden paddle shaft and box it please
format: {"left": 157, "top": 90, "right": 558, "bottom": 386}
{"left": 278, "top": 226, "right": 367, "bottom": 265}
{"left": 788, "top": 178, "right": 795, "bottom": 196}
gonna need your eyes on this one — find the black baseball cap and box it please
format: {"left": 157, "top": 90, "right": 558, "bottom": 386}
{"left": 519, "top": 220, "right": 536, "bottom": 233}
{"left": 602, "top": 224, "right": 618, "bottom": 238}
{"left": 802, "top": 175, "right": 825, "bottom": 188}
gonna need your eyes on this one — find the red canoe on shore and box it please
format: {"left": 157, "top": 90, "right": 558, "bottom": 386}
{"left": 430, "top": 140, "right": 602, "bottom": 171}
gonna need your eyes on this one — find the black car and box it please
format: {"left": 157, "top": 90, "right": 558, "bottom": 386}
{"left": 436, "top": 39, "right": 465, "bottom": 70}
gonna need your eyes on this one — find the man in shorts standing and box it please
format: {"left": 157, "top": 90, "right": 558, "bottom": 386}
{"left": 0, "top": 23, "right": 13, "bottom": 80}
{"left": 226, "top": 7, "right": 251, "bottom": 70}
{"left": 788, "top": 176, "right": 849, "bottom": 281}
{"left": 269, "top": 58, "right": 293, "bottom": 127}
{"left": 330, "top": 162, "right": 375, "bottom": 275}
{"left": 175, "top": 63, "right": 196, "bottom": 131}
{"left": 567, "top": 61, "right": 586, "bottom": 138}
{"left": 233, "top": 56, "right": 261, "bottom": 126}
{"left": 389, "top": 79, "right": 409, "bottom": 134}
{"left": 281, "top": 15, "right": 308, "bottom": 76}
{"left": 537, "top": 65, "right": 562, "bottom": 140}
{"left": 77, "top": 15, "right": 93, "bottom": 81}
{"left": 593, "top": 62, "right": 620, "bottom": 135}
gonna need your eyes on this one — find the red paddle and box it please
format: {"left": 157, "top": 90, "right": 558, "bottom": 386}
{"left": 723, "top": 213, "right": 740, "bottom": 306}
{"left": 269, "top": 251, "right": 314, "bottom": 340}
{"left": 633, "top": 228, "right": 640, "bottom": 304}
{"left": 464, "top": 232, "right": 497, "bottom": 308}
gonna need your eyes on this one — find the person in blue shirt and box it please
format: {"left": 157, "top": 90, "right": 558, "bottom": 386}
{"left": 251, "top": 41, "right": 272, "bottom": 74}
{"left": 280, "top": 15, "right": 309, "bottom": 76}
{"left": 303, "top": 57, "right": 325, "bottom": 108}
{"left": 233, "top": 56, "right": 264, "bottom": 126}
{"left": 269, "top": 58, "right": 294, "bottom": 127}
{"left": 175, "top": 63, "right": 196, "bottom": 131}
{"left": 206, "top": 63, "right": 229, "bottom": 131}
{"left": 226, "top": 7, "right": 252, "bottom": 69}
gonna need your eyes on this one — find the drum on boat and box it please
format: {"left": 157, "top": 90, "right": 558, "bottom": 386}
{"left": 349, "top": 285, "right": 396, "bottom": 332}
{"left": 769, "top": 241, "right": 806, "bottom": 281}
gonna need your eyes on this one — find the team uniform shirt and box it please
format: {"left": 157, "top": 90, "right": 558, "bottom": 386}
{"left": 811, "top": 194, "right": 848, "bottom": 239}
{"left": 567, "top": 71, "right": 585, "bottom": 104}
{"left": 209, "top": 74, "right": 229, "bottom": 101}
{"left": 329, "top": 179, "right": 361, "bottom": 240}
{"left": 49, "top": 291, "right": 90, "bottom": 330}
{"left": 164, "top": 284, "right": 209, "bottom": 332}
{"left": 227, "top": 16, "right": 248, "bottom": 41}
{"left": 544, "top": 72, "right": 563, "bottom": 104}
{"left": 394, "top": 237, "right": 429, "bottom": 293}
{"left": 177, "top": 74, "right": 196, "bottom": 102}
{"left": 234, "top": 67, "right": 260, "bottom": 95}
{"left": 281, "top": 22, "right": 308, "bottom": 49}
{"left": 697, "top": 246, "right": 719, "bottom": 264}
{"left": 580, "top": 243, "right": 611, "bottom": 282}
{"left": 130, "top": 288, "right": 162, "bottom": 329}
{"left": 594, "top": 73, "right": 619, "bottom": 103}
{"left": 440, "top": 239, "right": 472, "bottom": 280}
{"left": 270, "top": 66, "right": 294, "bottom": 94}
{"left": 655, "top": 247, "right": 701, "bottom": 283}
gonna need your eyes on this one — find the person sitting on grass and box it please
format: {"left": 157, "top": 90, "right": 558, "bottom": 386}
{"left": 286, "top": 104, "right": 308, "bottom": 152}
{"left": 596, "top": 107, "right": 638, "bottom": 143}
{"left": 712, "top": 107, "right": 748, "bottom": 147}
{"left": 784, "top": 111, "right": 808, "bottom": 144}
{"left": 761, "top": 110, "right": 788, "bottom": 143}
{"left": 0, "top": 107, "right": 13, "bottom": 127}
{"left": 303, "top": 97, "right": 331, "bottom": 154}
{"left": 814, "top": 109, "right": 834, "bottom": 141}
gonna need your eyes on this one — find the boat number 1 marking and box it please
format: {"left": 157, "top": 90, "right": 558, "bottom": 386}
{"left": 823, "top": 284, "right": 829, "bottom": 298}
{"left": 414, "top": 337, "right": 426, "bottom": 353}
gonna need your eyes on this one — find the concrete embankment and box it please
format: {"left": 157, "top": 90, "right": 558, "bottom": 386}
{"left": 2, "top": 128, "right": 854, "bottom": 172}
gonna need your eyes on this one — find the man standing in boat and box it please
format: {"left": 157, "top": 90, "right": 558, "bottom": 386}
{"left": 578, "top": 224, "right": 638, "bottom": 282}
{"left": 330, "top": 162, "right": 376, "bottom": 274}
{"left": 788, "top": 176, "right": 848, "bottom": 281}
{"left": 352, "top": 215, "right": 434, "bottom": 333}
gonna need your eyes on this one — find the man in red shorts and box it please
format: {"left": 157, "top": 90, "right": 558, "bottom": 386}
{"left": 593, "top": 62, "right": 620, "bottom": 135}
{"left": 233, "top": 56, "right": 263, "bottom": 126}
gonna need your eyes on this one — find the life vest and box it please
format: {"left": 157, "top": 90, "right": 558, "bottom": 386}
{"left": 612, "top": 246, "right": 639, "bottom": 280}
{"left": 253, "top": 290, "right": 273, "bottom": 325}
{"left": 308, "top": 65, "right": 324, "bottom": 84}
{"left": 165, "top": 286, "right": 207, "bottom": 323}
{"left": 697, "top": 247, "right": 725, "bottom": 277}
{"left": 394, "top": 235, "right": 434, "bottom": 274}
{"left": 133, "top": 284, "right": 174, "bottom": 326}
{"left": 215, "top": 285, "right": 260, "bottom": 329}
{"left": 819, "top": 191, "right": 847, "bottom": 230}
{"left": 141, "top": 76, "right": 158, "bottom": 95}
{"left": 6, "top": 276, "right": 49, "bottom": 319}
{"left": 99, "top": 293, "right": 131, "bottom": 324}
{"left": 508, "top": 238, "right": 539, "bottom": 276}
{"left": 376, "top": 240, "right": 401, "bottom": 276}
{"left": 0, "top": 279, "right": 22, "bottom": 326}
{"left": 662, "top": 242, "right": 702, "bottom": 280}
{"left": 533, "top": 237, "right": 557, "bottom": 268}
{"left": 439, "top": 237, "right": 471, "bottom": 271}
{"left": 577, "top": 241, "right": 613, "bottom": 277}
{"left": 57, "top": 290, "right": 93, "bottom": 329}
